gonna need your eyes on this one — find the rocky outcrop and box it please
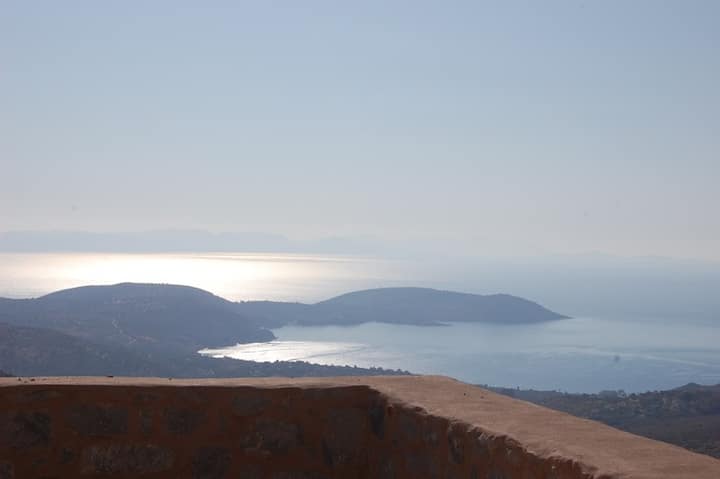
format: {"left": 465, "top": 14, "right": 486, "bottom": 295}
{"left": 1, "top": 376, "right": 719, "bottom": 478}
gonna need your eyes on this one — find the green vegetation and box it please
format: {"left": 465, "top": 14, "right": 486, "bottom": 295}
{"left": 0, "top": 321, "right": 409, "bottom": 378}
{"left": 0, "top": 282, "right": 565, "bottom": 378}
{"left": 488, "top": 383, "right": 720, "bottom": 459}
{"left": 0, "top": 284, "right": 410, "bottom": 378}
{"left": 238, "top": 287, "right": 568, "bottom": 326}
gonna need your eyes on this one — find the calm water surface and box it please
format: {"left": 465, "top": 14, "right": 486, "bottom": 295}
{"left": 203, "top": 319, "right": 720, "bottom": 393}
{"left": 0, "top": 252, "right": 399, "bottom": 302}
{"left": 2, "top": 253, "right": 718, "bottom": 392}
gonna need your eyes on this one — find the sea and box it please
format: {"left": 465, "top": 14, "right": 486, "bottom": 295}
{"left": 2, "top": 252, "right": 719, "bottom": 393}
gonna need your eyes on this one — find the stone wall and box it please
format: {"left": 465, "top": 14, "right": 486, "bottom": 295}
{"left": 1, "top": 376, "right": 719, "bottom": 478}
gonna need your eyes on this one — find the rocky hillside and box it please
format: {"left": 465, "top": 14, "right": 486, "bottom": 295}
{"left": 489, "top": 383, "right": 720, "bottom": 458}
{"left": 0, "top": 284, "right": 410, "bottom": 378}
{"left": 0, "top": 283, "right": 274, "bottom": 355}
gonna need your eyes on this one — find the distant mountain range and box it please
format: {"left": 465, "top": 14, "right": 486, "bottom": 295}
{"left": 0, "top": 283, "right": 566, "bottom": 377}
{"left": 0, "top": 230, "right": 392, "bottom": 255}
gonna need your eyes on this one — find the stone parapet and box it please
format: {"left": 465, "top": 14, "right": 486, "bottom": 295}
{"left": 1, "top": 376, "right": 719, "bottom": 478}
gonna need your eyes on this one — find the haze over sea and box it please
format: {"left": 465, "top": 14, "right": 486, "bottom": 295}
{"left": 2, "top": 252, "right": 719, "bottom": 393}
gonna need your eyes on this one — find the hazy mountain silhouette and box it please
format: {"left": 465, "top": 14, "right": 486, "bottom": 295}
{"left": 0, "top": 283, "right": 274, "bottom": 355}
{"left": 237, "top": 287, "right": 568, "bottom": 327}
{"left": 1, "top": 284, "right": 566, "bottom": 345}
{"left": 0, "top": 283, "right": 413, "bottom": 377}
{"left": 0, "top": 283, "right": 565, "bottom": 376}
{"left": 0, "top": 230, "right": 390, "bottom": 255}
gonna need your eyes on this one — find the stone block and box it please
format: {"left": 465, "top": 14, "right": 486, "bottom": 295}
{"left": 192, "top": 447, "right": 231, "bottom": 479}
{"left": 59, "top": 447, "right": 77, "bottom": 465}
{"left": 165, "top": 407, "right": 205, "bottom": 434}
{"left": 0, "top": 462, "right": 13, "bottom": 479}
{"left": 368, "top": 402, "right": 385, "bottom": 439}
{"left": 271, "top": 472, "right": 329, "bottom": 479}
{"left": 237, "top": 463, "right": 262, "bottom": 479}
{"left": 0, "top": 411, "right": 50, "bottom": 448}
{"left": 80, "top": 444, "right": 174, "bottom": 474}
{"left": 242, "top": 418, "right": 301, "bottom": 455}
{"left": 322, "top": 408, "right": 367, "bottom": 466}
{"left": 232, "top": 394, "right": 270, "bottom": 417}
{"left": 139, "top": 409, "right": 153, "bottom": 435}
{"left": 396, "top": 408, "right": 421, "bottom": 443}
{"left": 447, "top": 423, "right": 466, "bottom": 465}
{"left": 66, "top": 405, "right": 127, "bottom": 436}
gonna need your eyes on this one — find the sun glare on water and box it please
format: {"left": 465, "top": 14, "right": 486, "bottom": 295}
{"left": 0, "top": 252, "right": 380, "bottom": 302}
{"left": 60, "top": 254, "right": 270, "bottom": 294}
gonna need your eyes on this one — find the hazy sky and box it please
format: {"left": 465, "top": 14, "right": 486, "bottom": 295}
{"left": 2, "top": 1, "right": 718, "bottom": 259}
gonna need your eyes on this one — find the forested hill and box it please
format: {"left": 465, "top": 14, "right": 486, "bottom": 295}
{"left": 0, "top": 284, "right": 411, "bottom": 378}
{"left": 488, "top": 383, "right": 720, "bottom": 459}
{"left": 0, "top": 284, "right": 568, "bottom": 347}
{"left": 0, "top": 283, "right": 275, "bottom": 354}
{"left": 237, "top": 287, "right": 568, "bottom": 327}
{"left": 0, "top": 283, "right": 565, "bottom": 377}
{"left": 0, "top": 321, "right": 408, "bottom": 378}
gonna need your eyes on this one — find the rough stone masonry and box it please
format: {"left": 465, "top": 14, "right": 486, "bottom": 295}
{"left": 1, "top": 376, "right": 719, "bottom": 478}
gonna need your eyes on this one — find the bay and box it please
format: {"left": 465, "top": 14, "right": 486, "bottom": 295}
{"left": 202, "top": 318, "right": 720, "bottom": 393}
{"left": 2, "top": 252, "right": 719, "bottom": 392}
